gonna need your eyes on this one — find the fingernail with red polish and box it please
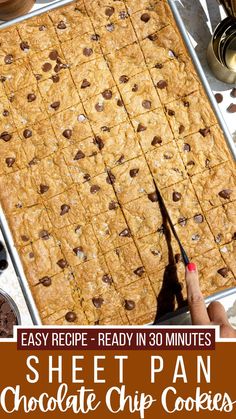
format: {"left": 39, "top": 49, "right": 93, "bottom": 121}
{"left": 187, "top": 263, "right": 196, "bottom": 272}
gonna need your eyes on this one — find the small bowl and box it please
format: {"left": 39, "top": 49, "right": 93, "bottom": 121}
{"left": 0, "top": 0, "right": 35, "bottom": 21}
{"left": 0, "top": 289, "right": 21, "bottom": 338}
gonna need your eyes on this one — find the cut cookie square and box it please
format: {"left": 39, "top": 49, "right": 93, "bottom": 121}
{"left": 175, "top": 216, "right": 215, "bottom": 258}
{"left": 205, "top": 202, "right": 236, "bottom": 246}
{"left": 119, "top": 70, "right": 161, "bottom": 117}
{"left": 83, "top": 86, "right": 128, "bottom": 131}
{"left": 177, "top": 125, "right": 231, "bottom": 176}
{"left": 123, "top": 194, "right": 163, "bottom": 238}
{"left": 62, "top": 137, "right": 105, "bottom": 183}
{"left": 17, "top": 14, "right": 58, "bottom": 53}
{"left": 7, "top": 204, "right": 52, "bottom": 248}
{"left": 85, "top": 0, "right": 128, "bottom": 28}
{"left": 71, "top": 56, "right": 115, "bottom": 101}
{"left": 161, "top": 179, "right": 202, "bottom": 225}
{"left": 0, "top": 95, "right": 16, "bottom": 134}
{"left": 131, "top": 108, "right": 173, "bottom": 153}
{"left": 140, "top": 25, "right": 186, "bottom": 68}
{"left": 29, "top": 46, "right": 69, "bottom": 82}
{"left": 97, "top": 18, "right": 137, "bottom": 55}
{"left": 112, "top": 155, "right": 154, "bottom": 204}
{"left": 78, "top": 172, "right": 117, "bottom": 216}
{"left": 51, "top": 104, "right": 92, "bottom": 148}
{"left": 131, "top": 4, "right": 172, "bottom": 40}
{"left": 150, "top": 55, "right": 199, "bottom": 104}
{"left": 220, "top": 241, "right": 236, "bottom": 278}
{"left": 42, "top": 305, "right": 89, "bottom": 325}
{"left": 61, "top": 32, "right": 103, "bottom": 68}
{"left": 19, "top": 119, "right": 59, "bottom": 162}
{"left": 19, "top": 235, "right": 66, "bottom": 286}
{"left": 55, "top": 223, "right": 100, "bottom": 267}
{"left": 82, "top": 288, "right": 125, "bottom": 324}
{"left": 98, "top": 121, "right": 142, "bottom": 168}
{"left": 104, "top": 242, "right": 145, "bottom": 288}
{"left": 45, "top": 186, "right": 87, "bottom": 229}
{"left": 124, "top": 0, "right": 158, "bottom": 14}
{"left": 38, "top": 70, "right": 80, "bottom": 115}
{"left": 106, "top": 42, "right": 146, "bottom": 85}
{"left": 118, "top": 278, "right": 157, "bottom": 321}
{"left": 31, "top": 153, "right": 73, "bottom": 200}
{"left": 0, "top": 58, "right": 36, "bottom": 94}
{"left": 146, "top": 143, "right": 187, "bottom": 188}
{"left": 72, "top": 257, "right": 113, "bottom": 300}
{"left": 0, "top": 131, "right": 27, "bottom": 175}
{"left": 0, "top": 168, "right": 41, "bottom": 215}
{"left": 165, "top": 90, "right": 217, "bottom": 138}
{"left": 192, "top": 162, "right": 236, "bottom": 211}
{"left": 10, "top": 86, "right": 46, "bottom": 127}
{"left": 92, "top": 207, "right": 132, "bottom": 253}
{"left": 49, "top": 0, "right": 93, "bottom": 41}
{"left": 0, "top": 27, "right": 26, "bottom": 65}
{"left": 32, "top": 270, "right": 75, "bottom": 318}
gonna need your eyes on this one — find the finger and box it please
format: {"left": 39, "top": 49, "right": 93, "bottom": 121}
{"left": 185, "top": 263, "right": 210, "bottom": 325}
{"left": 207, "top": 301, "right": 230, "bottom": 326}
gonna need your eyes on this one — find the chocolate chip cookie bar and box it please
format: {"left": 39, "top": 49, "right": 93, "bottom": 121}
{"left": 0, "top": 0, "right": 235, "bottom": 326}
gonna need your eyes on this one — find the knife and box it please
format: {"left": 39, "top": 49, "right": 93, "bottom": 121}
{"left": 152, "top": 179, "right": 190, "bottom": 267}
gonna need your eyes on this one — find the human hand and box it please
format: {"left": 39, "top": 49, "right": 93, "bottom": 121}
{"left": 185, "top": 263, "right": 236, "bottom": 338}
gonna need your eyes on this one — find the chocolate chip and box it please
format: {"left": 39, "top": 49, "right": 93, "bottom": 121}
{"left": 49, "top": 50, "right": 59, "bottom": 60}
{"left": 39, "top": 276, "right": 51, "bottom": 287}
{"left": 219, "top": 189, "right": 232, "bottom": 200}
{"left": 199, "top": 128, "right": 210, "bottom": 137}
{"left": 27, "top": 93, "right": 36, "bottom": 102}
{"left": 137, "top": 123, "right": 146, "bottom": 132}
{"left": 95, "top": 103, "right": 104, "bottom": 112}
{"left": 29, "top": 252, "right": 34, "bottom": 259}
{"left": 83, "top": 47, "right": 93, "bottom": 57}
{"left": 119, "top": 10, "right": 128, "bottom": 19}
{"left": 91, "top": 34, "right": 100, "bottom": 41}
{"left": 164, "top": 153, "right": 172, "bottom": 160}
{"left": 90, "top": 185, "right": 100, "bottom": 194}
{"left": 65, "top": 311, "right": 77, "bottom": 322}
{"left": 106, "top": 170, "right": 116, "bottom": 185}
{"left": 149, "top": 33, "right": 158, "bottom": 41}
{"left": 105, "top": 6, "right": 114, "bottom": 16}
{"left": 92, "top": 297, "right": 104, "bottom": 308}
{"left": 119, "top": 75, "right": 129, "bottom": 83}
{"left": 106, "top": 23, "right": 115, "bottom": 32}
{"left": 192, "top": 234, "right": 200, "bottom": 241}
{"left": 152, "top": 136, "right": 162, "bottom": 146}
{"left": 20, "top": 41, "right": 30, "bottom": 52}
{"left": 227, "top": 103, "right": 236, "bottom": 113}
{"left": 183, "top": 143, "right": 191, "bottom": 151}
{"left": 117, "top": 154, "right": 125, "bottom": 164}
{"left": 5, "top": 157, "right": 15, "bottom": 167}
{"left": 0, "top": 132, "right": 12, "bottom": 142}
{"left": 179, "top": 124, "right": 185, "bottom": 134}
{"left": 132, "top": 84, "right": 139, "bottom": 92}
{"left": 187, "top": 160, "right": 195, "bottom": 166}
{"left": 172, "top": 192, "right": 182, "bottom": 202}
{"left": 35, "top": 74, "right": 42, "bottom": 81}
{"left": 102, "top": 89, "right": 112, "bottom": 100}
{"left": 4, "top": 54, "right": 13, "bottom": 64}
{"left": 52, "top": 74, "right": 60, "bottom": 83}
{"left": 42, "top": 62, "right": 52, "bottom": 72}
{"left": 21, "top": 235, "right": 29, "bottom": 242}
{"left": 38, "top": 230, "right": 50, "bottom": 240}
{"left": 194, "top": 214, "right": 204, "bottom": 224}
{"left": 50, "top": 101, "right": 60, "bottom": 111}
{"left": 215, "top": 93, "right": 223, "bottom": 103}
{"left": 167, "top": 109, "right": 175, "bottom": 116}
{"left": 117, "top": 99, "right": 124, "bottom": 107}
{"left": 60, "top": 204, "right": 70, "bottom": 215}
{"left": 124, "top": 299, "right": 135, "bottom": 310}
{"left": 142, "top": 100, "right": 151, "bottom": 109}
{"left": 230, "top": 88, "right": 236, "bottom": 98}
{"left": 102, "top": 274, "right": 113, "bottom": 284}
{"left": 39, "top": 184, "right": 49, "bottom": 194}
{"left": 119, "top": 228, "right": 131, "bottom": 237}
{"left": 232, "top": 232, "right": 236, "bottom": 240}
{"left": 23, "top": 129, "right": 32, "bottom": 139}
{"left": 156, "top": 80, "right": 167, "bottom": 89}
{"left": 134, "top": 266, "right": 145, "bottom": 277}
{"left": 39, "top": 25, "right": 46, "bottom": 31}
{"left": 28, "top": 157, "right": 38, "bottom": 167}
{"left": 2, "top": 110, "right": 9, "bottom": 117}
{"left": 73, "top": 247, "right": 86, "bottom": 260}
{"left": 183, "top": 101, "right": 189, "bottom": 107}
{"left": 74, "top": 150, "right": 85, "bottom": 160}
{"left": 93, "top": 136, "right": 104, "bottom": 150}
{"left": 215, "top": 234, "right": 222, "bottom": 244}
{"left": 57, "top": 259, "right": 68, "bottom": 269}
{"left": 109, "top": 201, "right": 118, "bottom": 210}
{"left": 155, "top": 63, "right": 163, "bottom": 68}
{"left": 81, "top": 79, "right": 91, "bottom": 89}
{"left": 178, "top": 217, "right": 187, "bottom": 226}
{"left": 101, "top": 126, "right": 110, "bottom": 132}
{"left": 57, "top": 21, "right": 67, "bottom": 29}
{"left": 148, "top": 192, "right": 158, "bottom": 202}
{"left": 129, "top": 168, "right": 139, "bottom": 178}
{"left": 141, "top": 13, "right": 150, "bottom": 22}
{"left": 217, "top": 267, "right": 229, "bottom": 278}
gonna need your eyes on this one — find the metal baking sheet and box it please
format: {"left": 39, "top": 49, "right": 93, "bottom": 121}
{"left": 0, "top": 0, "right": 235, "bottom": 327}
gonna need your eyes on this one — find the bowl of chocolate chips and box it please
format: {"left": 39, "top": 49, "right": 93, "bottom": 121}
{"left": 0, "top": 290, "right": 20, "bottom": 338}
